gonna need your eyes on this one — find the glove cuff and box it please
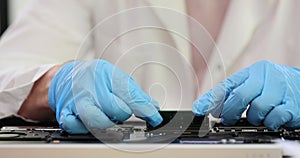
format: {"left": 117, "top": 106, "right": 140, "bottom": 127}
{"left": 48, "top": 62, "right": 76, "bottom": 112}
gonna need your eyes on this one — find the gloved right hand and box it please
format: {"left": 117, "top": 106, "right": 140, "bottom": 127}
{"left": 48, "top": 60, "right": 162, "bottom": 134}
{"left": 193, "top": 60, "right": 300, "bottom": 130}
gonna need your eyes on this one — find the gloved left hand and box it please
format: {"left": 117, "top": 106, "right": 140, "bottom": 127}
{"left": 48, "top": 60, "right": 162, "bottom": 134}
{"left": 193, "top": 60, "right": 300, "bottom": 130}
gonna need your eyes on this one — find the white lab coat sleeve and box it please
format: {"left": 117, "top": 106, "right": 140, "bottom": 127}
{"left": 0, "top": 0, "right": 94, "bottom": 118}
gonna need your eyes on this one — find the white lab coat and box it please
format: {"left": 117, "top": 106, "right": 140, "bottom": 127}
{"left": 0, "top": 0, "right": 300, "bottom": 119}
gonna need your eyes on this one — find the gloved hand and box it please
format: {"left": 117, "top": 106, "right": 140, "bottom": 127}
{"left": 193, "top": 60, "right": 300, "bottom": 130}
{"left": 48, "top": 60, "right": 162, "bottom": 134}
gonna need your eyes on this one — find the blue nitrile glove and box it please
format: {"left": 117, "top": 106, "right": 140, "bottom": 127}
{"left": 193, "top": 60, "right": 300, "bottom": 130}
{"left": 48, "top": 60, "right": 162, "bottom": 134}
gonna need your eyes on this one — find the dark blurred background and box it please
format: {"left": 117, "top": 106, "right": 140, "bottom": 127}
{"left": 0, "top": 0, "right": 8, "bottom": 36}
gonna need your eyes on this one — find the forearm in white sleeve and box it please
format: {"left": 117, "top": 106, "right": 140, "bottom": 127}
{"left": 0, "top": 65, "right": 54, "bottom": 118}
{"left": 0, "top": 0, "right": 94, "bottom": 118}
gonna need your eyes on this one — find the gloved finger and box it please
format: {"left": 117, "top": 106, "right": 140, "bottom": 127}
{"left": 192, "top": 85, "right": 228, "bottom": 117}
{"left": 126, "top": 78, "right": 162, "bottom": 127}
{"left": 59, "top": 108, "right": 89, "bottom": 134}
{"left": 192, "top": 67, "right": 249, "bottom": 116}
{"left": 221, "top": 63, "right": 265, "bottom": 125}
{"left": 99, "top": 92, "right": 132, "bottom": 123}
{"left": 112, "top": 76, "right": 162, "bottom": 127}
{"left": 71, "top": 61, "right": 130, "bottom": 124}
{"left": 98, "top": 61, "right": 162, "bottom": 127}
{"left": 74, "top": 97, "right": 116, "bottom": 130}
{"left": 284, "top": 114, "right": 300, "bottom": 129}
{"left": 263, "top": 103, "right": 293, "bottom": 130}
{"left": 247, "top": 101, "right": 276, "bottom": 126}
{"left": 247, "top": 67, "right": 285, "bottom": 126}
{"left": 283, "top": 97, "right": 300, "bottom": 129}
